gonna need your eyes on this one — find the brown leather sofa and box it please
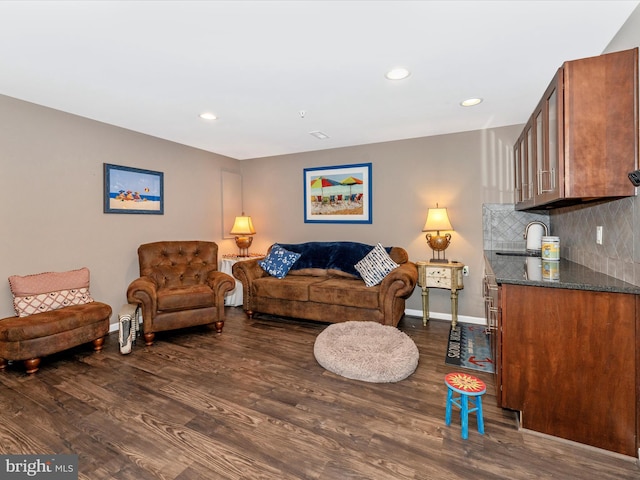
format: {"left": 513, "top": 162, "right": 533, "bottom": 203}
{"left": 0, "top": 302, "right": 112, "bottom": 374}
{"left": 232, "top": 242, "right": 417, "bottom": 327}
{"left": 127, "top": 241, "right": 235, "bottom": 346}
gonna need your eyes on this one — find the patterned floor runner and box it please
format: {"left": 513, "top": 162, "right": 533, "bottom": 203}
{"left": 445, "top": 323, "right": 494, "bottom": 373}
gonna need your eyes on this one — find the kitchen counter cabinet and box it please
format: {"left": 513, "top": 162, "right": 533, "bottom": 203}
{"left": 484, "top": 252, "right": 639, "bottom": 457}
{"left": 500, "top": 283, "right": 636, "bottom": 457}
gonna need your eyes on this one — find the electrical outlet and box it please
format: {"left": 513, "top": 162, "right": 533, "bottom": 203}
{"left": 462, "top": 265, "right": 470, "bottom": 276}
{"left": 596, "top": 226, "right": 603, "bottom": 245}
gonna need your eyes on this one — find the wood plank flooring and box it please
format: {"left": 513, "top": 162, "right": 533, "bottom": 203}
{"left": 0, "top": 308, "right": 638, "bottom": 479}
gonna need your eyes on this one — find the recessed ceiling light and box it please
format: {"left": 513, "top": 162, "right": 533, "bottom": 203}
{"left": 385, "top": 67, "right": 411, "bottom": 80}
{"left": 199, "top": 112, "right": 217, "bottom": 120}
{"left": 460, "top": 98, "right": 483, "bottom": 107}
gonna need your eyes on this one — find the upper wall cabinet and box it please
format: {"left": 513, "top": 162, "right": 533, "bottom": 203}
{"left": 515, "top": 48, "right": 639, "bottom": 210}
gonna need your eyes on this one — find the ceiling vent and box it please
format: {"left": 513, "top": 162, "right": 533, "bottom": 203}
{"left": 309, "top": 131, "right": 329, "bottom": 140}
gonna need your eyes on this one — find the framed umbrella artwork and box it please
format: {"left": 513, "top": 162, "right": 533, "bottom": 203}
{"left": 303, "top": 163, "right": 372, "bottom": 224}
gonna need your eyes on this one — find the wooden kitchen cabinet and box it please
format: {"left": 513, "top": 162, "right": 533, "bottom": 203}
{"left": 514, "top": 121, "right": 535, "bottom": 208}
{"left": 515, "top": 47, "right": 638, "bottom": 210}
{"left": 499, "top": 283, "right": 637, "bottom": 457}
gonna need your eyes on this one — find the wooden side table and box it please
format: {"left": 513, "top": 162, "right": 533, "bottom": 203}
{"left": 416, "top": 260, "right": 465, "bottom": 328}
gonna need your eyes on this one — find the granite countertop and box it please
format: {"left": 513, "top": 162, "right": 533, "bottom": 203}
{"left": 484, "top": 250, "right": 640, "bottom": 294}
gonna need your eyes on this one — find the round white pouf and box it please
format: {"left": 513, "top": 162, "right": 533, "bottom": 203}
{"left": 313, "top": 321, "right": 419, "bottom": 383}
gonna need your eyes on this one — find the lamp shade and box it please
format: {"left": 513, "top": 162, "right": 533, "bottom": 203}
{"left": 422, "top": 207, "right": 453, "bottom": 232}
{"left": 230, "top": 215, "right": 256, "bottom": 235}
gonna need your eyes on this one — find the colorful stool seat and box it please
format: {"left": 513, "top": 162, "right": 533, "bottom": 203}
{"left": 445, "top": 372, "right": 486, "bottom": 439}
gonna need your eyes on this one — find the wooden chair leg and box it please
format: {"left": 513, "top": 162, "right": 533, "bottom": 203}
{"left": 0, "top": 358, "right": 6, "bottom": 370}
{"left": 24, "top": 358, "right": 40, "bottom": 374}
{"left": 246, "top": 310, "right": 254, "bottom": 319}
{"left": 214, "top": 320, "right": 224, "bottom": 333}
{"left": 92, "top": 337, "right": 105, "bottom": 351}
{"left": 143, "top": 332, "right": 155, "bottom": 346}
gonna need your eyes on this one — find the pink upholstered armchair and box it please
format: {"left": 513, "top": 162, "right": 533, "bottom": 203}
{"left": 126, "top": 241, "right": 234, "bottom": 346}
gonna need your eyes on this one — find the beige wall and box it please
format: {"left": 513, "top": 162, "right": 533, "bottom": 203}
{"left": 240, "top": 126, "right": 521, "bottom": 319}
{"left": 0, "top": 92, "right": 521, "bottom": 324}
{"left": 0, "top": 94, "right": 239, "bottom": 321}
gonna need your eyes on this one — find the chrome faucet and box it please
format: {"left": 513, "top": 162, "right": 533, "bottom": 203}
{"left": 524, "top": 221, "right": 549, "bottom": 252}
{"left": 524, "top": 221, "right": 549, "bottom": 239}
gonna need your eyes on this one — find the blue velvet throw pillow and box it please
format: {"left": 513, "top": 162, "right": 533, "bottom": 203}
{"left": 259, "top": 244, "right": 301, "bottom": 279}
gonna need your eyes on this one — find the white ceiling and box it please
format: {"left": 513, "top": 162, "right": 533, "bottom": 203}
{"left": 0, "top": 1, "right": 638, "bottom": 160}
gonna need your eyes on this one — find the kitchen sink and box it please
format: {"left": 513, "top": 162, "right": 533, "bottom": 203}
{"left": 495, "top": 251, "right": 541, "bottom": 257}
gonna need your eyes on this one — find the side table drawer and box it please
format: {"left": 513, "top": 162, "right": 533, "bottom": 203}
{"left": 426, "top": 268, "right": 451, "bottom": 280}
{"left": 426, "top": 276, "right": 452, "bottom": 288}
{"left": 425, "top": 267, "right": 452, "bottom": 288}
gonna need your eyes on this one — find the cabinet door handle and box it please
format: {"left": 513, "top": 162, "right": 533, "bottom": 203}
{"left": 538, "top": 169, "right": 552, "bottom": 193}
{"left": 538, "top": 169, "right": 557, "bottom": 193}
{"left": 487, "top": 306, "right": 500, "bottom": 329}
{"left": 537, "top": 170, "right": 541, "bottom": 195}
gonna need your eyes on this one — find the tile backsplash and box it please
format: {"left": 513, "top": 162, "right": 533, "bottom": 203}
{"left": 482, "top": 204, "right": 549, "bottom": 251}
{"left": 483, "top": 198, "right": 639, "bottom": 286}
{"left": 552, "top": 196, "right": 637, "bottom": 285}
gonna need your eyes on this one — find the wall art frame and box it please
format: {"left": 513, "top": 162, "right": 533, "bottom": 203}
{"left": 103, "top": 163, "right": 164, "bottom": 215}
{"left": 303, "top": 162, "right": 372, "bottom": 224}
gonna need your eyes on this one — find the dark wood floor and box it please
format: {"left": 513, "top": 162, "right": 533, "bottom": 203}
{"left": 0, "top": 308, "right": 638, "bottom": 479}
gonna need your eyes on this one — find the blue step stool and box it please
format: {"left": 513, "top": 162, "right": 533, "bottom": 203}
{"left": 445, "top": 372, "right": 487, "bottom": 439}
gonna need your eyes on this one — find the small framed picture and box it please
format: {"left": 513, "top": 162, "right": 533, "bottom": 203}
{"left": 103, "top": 163, "right": 164, "bottom": 215}
{"left": 303, "top": 163, "right": 372, "bottom": 224}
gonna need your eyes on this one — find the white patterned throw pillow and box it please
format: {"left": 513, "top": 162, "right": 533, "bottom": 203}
{"left": 13, "top": 288, "right": 94, "bottom": 317}
{"left": 8, "top": 267, "right": 95, "bottom": 317}
{"left": 354, "top": 243, "right": 400, "bottom": 287}
{"left": 259, "top": 244, "right": 302, "bottom": 279}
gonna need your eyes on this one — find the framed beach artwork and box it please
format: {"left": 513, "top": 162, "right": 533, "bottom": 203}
{"left": 103, "top": 163, "right": 164, "bottom": 214}
{"left": 303, "top": 163, "right": 372, "bottom": 224}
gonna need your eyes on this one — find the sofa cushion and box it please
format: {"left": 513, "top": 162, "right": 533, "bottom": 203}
{"left": 309, "top": 277, "right": 379, "bottom": 309}
{"left": 9, "top": 268, "right": 94, "bottom": 317}
{"left": 157, "top": 285, "right": 215, "bottom": 312}
{"left": 354, "top": 243, "right": 400, "bottom": 287}
{"left": 279, "top": 242, "right": 392, "bottom": 277}
{"left": 253, "top": 276, "right": 326, "bottom": 302}
{"left": 259, "top": 244, "right": 301, "bottom": 279}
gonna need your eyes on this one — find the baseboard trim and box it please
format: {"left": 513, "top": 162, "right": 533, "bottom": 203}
{"left": 404, "top": 308, "right": 486, "bottom": 325}
{"left": 109, "top": 309, "right": 486, "bottom": 332}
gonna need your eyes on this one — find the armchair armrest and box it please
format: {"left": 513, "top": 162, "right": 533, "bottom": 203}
{"left": 206, "top": 271, "right": 235, "bottom": 299}
{"left": 126, "top": 276, "right": 159, "bottom": 324}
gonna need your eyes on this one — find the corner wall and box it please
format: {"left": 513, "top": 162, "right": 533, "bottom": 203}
{"left": 1, "top": 93, "right": 522, "bottom": 324}
{"left": 0, "top": 94, "right": 240, "bottom": 322}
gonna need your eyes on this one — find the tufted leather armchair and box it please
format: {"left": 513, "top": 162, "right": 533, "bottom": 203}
{"left": 126, "top": 241, "right": 235, "bottom": 346}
